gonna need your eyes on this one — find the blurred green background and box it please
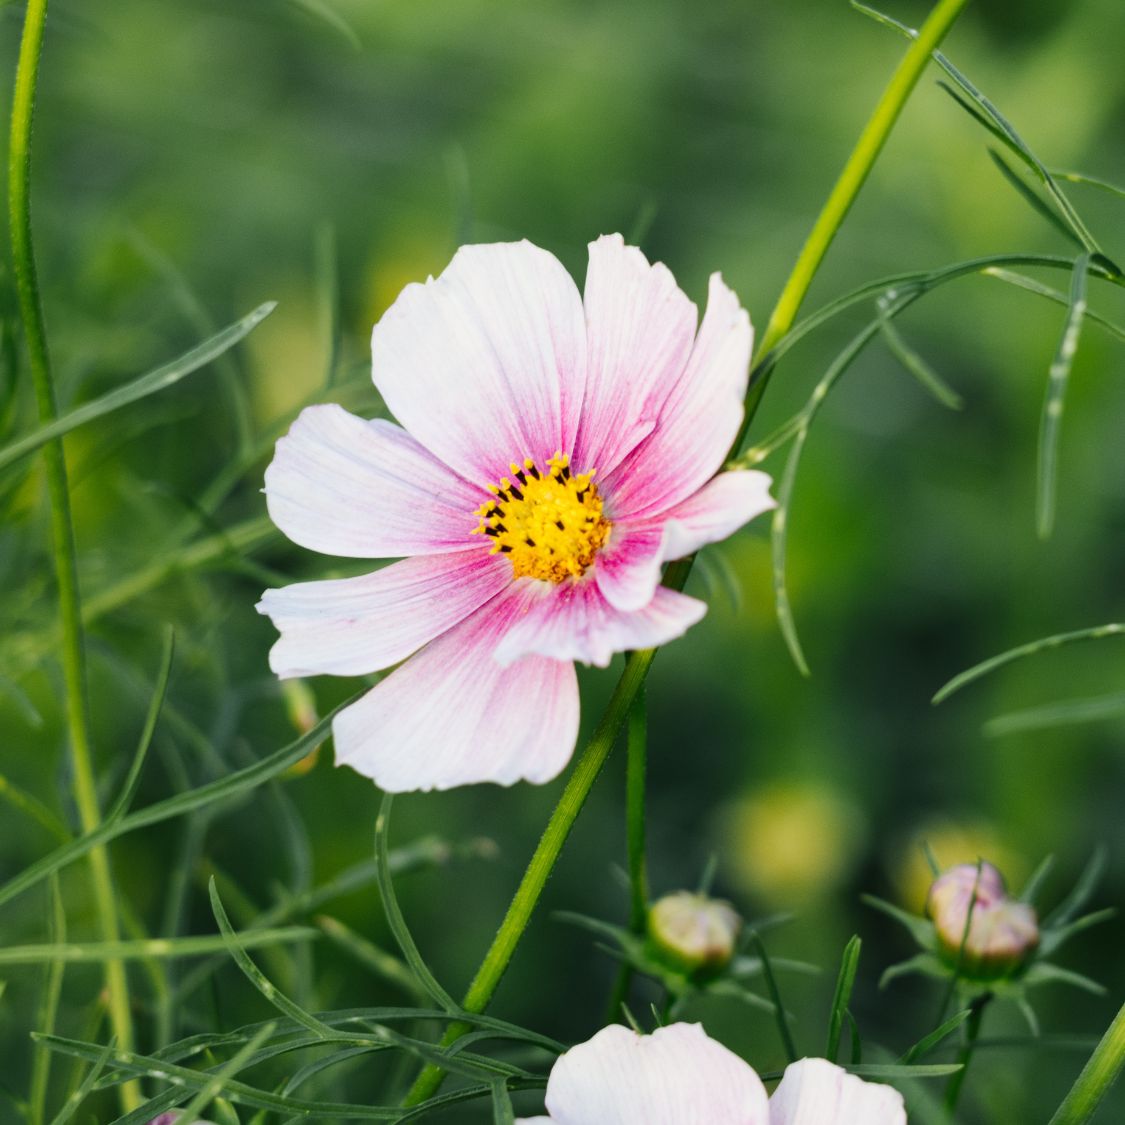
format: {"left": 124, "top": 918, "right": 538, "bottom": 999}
{"left": 1, "top": 0, "right": 1124, "bottom": 1120}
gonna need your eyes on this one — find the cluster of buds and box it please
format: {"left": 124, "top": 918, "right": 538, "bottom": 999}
{"left": 926, "top": 861, "right": 1039, "bottom": 980}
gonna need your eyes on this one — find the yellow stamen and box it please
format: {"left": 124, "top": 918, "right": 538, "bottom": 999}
{"left": 471, "top": 451, "right": 612, "bottom": 582}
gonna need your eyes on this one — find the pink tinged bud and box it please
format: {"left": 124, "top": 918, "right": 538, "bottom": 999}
{"left": 648, "top": 891, "right": 742, "bottom": 975}
{"left": 926, "top": 862, "right": 1039, "bottom": 978}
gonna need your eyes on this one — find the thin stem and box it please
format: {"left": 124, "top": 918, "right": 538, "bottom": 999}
{"left": 605, "top": 687, "right": 650, "bottom": 1021}
{"left": 402, "top": 0, "right": 971, "bottom": 1104}
{"left": 944, "top": 993, "right": 990, "bottom": 1116}
{"left": 8, "top": 0, "right": 139, "bottom": 1111}
{"left": 1048, "top": 999, "right": 1125, "bottom": 1125}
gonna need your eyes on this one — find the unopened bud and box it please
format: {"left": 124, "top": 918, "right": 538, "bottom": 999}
{"left": 648, "top": 891, "right": 741, "bottom": 976}
{"left": 926, "top": 862, "right": 1039, "bottom": 978}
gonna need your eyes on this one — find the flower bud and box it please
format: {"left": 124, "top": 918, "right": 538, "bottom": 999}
{"left": 926, "top": 862, "right": 1039, "bottom": 978}
{"left": 648, "top": 891, "right": 741, "bottom": 976}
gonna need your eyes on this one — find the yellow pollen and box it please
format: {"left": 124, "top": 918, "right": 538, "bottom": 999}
{"left": 471, "top": 452, "right": 611, "bottom": 582}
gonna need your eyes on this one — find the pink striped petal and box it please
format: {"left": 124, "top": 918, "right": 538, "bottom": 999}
{"left": 495, "top": 580, "right": 706, "bottom": 669}
{"left": 644, "top": 469, "right": 775, "bottom": 561}
{"left": 332, "top": 585, "right": 579, "bottom": 791}
{"left": 542, "top": 1023, "right": 770, "bottom": 1125}
{"left": 603, "top": 273, "right": 752, "bottom": 520}
{"left": 572, "top": 235, "right": 698, "bottom": 477}
{"left": 769, "top": 1059, "right": 906, "bottom": 1125}
{"left": 264, "top": 405, "right": 482, "bottom": 558}
{"left": 370, "top": 241, "right": 587, "bottom": 485}
{"left": 593, "top": 525, "right": 666, "bottom": 612}
{"left": 257, "top": 550, "right": 510, "bottom": 679}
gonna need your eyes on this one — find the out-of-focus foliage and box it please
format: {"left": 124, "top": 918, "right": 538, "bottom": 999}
{"left": 1, "top": 0, "right": 1123, "bottom": 1120}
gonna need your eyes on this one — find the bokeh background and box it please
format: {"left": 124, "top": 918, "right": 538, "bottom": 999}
{"left": 1, "top": 0, "right": 1123, "bottom": 1120}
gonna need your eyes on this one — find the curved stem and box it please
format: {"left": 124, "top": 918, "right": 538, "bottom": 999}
{"left": 8, "top": 0, "right": 139, "bottom": 1111}
{"left": 403, "top": 0, "right": 971, "bottom": 1104}
{"left": 944, "top": 992, "right": 989, "bottom": 1116}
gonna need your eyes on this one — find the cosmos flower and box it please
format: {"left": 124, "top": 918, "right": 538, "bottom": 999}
{"left": 513, "top": 1023, "right": 906, "bottom": 1124}
{"left": 259, "top": 235, "right": 773, "bottom": 791}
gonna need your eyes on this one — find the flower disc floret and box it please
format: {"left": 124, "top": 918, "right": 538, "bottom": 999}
{"left": 473, "top": 453, "right": 611, "bottom": 582}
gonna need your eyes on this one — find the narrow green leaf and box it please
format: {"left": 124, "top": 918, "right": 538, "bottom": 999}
{"left": 209, "top": 879, "right": 336, "bottom": 1038}
{"left": 749, "top": 931, "right": 797, "bottom": 1063}
{"left": 982, "top": 268, "right": 1125, "bottom": 342}
{"left": 1023, "top": 963, "right": 1106, "bottom": 996}
{"left": 932, "top": 624, "right": 1125, "bottom": 703}
{"left": 491, "top": 1079, "right": 516, "bottom": 1125}
{"left": 1018, "top": 854, "right": 1056, "bottom": 906}
{"left": 878, "top": 314, "right": 964, "bottom": 409}
{"left": 286, "top": 0, "right": 362, "bottom": 50}
{"left": 0, "top": 927, "right": 317, "bottom": 965}
{"left": 46, "top": 1037, "right": 114, "bottom": 1125}
{"left": 849, "top": 1062, "right": 962, "bottom": 1078}
{"left": 1051, "top": 169, "right": 1125, "bottom": 201}
{"left": 1044, "top": 1003, "right": 1125, "bottom": 1125}
{"left": 31, "top": 876, "right": 67, "bottom": 1125}
{"left": 175, "top": 1021, "right": 276, "bottom": 1125}
{"left": 316, "top": 914, "right": 425, "bottom": 1001}
{"left": 861, "top": 894, "right": 936, "bottom": 949}
{"left": 900, "top": 1009, "right": 972, "bottom": 1064}
{"left": 988, "top": 150, "right": 1083, "bottom": 247}
{"left": 0, "top": 303, "right": 275, "bottom": 473}
{"left": 1045, "top": 850, "right": 1107, "bottom": 930}
{"left": 827, "top": 936, "right": 862, "bottom": 1062}
{"left": 1037, "top": 253, "right": 1090, "bottom": 539}
{"left": 987, "top": 691, "right": 1125, "bottom": 738}
{"left": 106, "top": 627, "right": 174, "bottom": 825}
{"left": 375, "top": 795, "right": 460, "bottom": 1014}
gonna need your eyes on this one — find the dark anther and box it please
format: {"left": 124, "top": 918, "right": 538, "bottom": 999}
{"left": 527, "top": 464, "right": 540, "bottom": 479}
{"left": 525, "top": 536, "right": 536, "bottom": 547}
{"left": 499, "top": 545, "right": 512, "bottom": 553}
{"left": 510, "top": 486, "right": 524, "bottom": 500}
{"left": 484, "top": 527, "right": 499, "bottom": 537}
{"left": 576, "top": 489, "right": 587, "bottom": 501}
{"left": 515, "top": 471, "right": 527, "bottom": 485}
{"left": 561, "top": 465, "right": 571, "bottom": 479}
{"left": 555, "top": 519, "right": 565, "bottom": 530}
{"left": 493, "top": 522, "right": 507, "bottom": 533}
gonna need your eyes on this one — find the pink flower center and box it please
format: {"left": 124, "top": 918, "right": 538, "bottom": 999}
{"left": 472, "top": 452, "right": 612, "bottom": 583}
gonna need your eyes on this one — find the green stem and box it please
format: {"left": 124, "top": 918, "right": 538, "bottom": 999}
{"left": 7, "top": 0, "right": 139, "bottom": 1111}
{"left": 1049, "top": 999, "right": 1125, "bottom": 1125}
{"left": 736, "top": 0, "right": 971, "bottom": 453}
{"left": 605, "top": 687, "right": 650, "bottom": 1022}
{"left": 944, "top": 992, "right": 989, "bottom": 1116}
{"left": 403, "top": 0, "right": 971, "bottom": 1104}
{"left": 404, "top": 647, "right": 658, "bottom": 1104}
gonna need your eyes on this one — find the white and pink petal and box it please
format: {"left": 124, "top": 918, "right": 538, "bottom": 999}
{"left": 769, "top": 1058, "right": 906, "bottom": 1125}
{"left": 332, "top": 584, "right": 579, "bottom": 792}
{"left": 495, "top": 580, "right": 706, "bottom": 669}
{"left": 257, "top": 550, "right": 510, "bottom": 679}
{"left": 643, "top": 469, "right": 775, "bottom": 562}
{"left": 603, "top": 273, "right": 753, "bottom": 520}
{"left": 572, "top": 234, "right": 698, "bottom": 478}
{"left": 370, "top": 241, "right": 587, "bottom": 485}
{"left": 540, "top": 1023, "right": 769, "bottom": 1125}
{"left": 264, "top": 405, "right": 481, "bottom": 558}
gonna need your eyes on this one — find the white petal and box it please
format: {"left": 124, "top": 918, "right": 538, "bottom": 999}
{"left": 370, "top": 240, "right": 587, "bottom": 484}
{"left": 544, "top": 1023, "right": 770, "bottom": 1125}
{"left": 572, "top": 234, "right": 698, "bottom": 477}
{"left": 603, "top": 273, "right": 752, "bottom": 519}
{"left": 495, "top": 581, "right": 706, "bottom": 669}
{"left": 264, "top": 405, "right": 482, "bottom": 558}
{"left": 257, "top": 550, "right": 510, "bottom": 678}
{"left": 769, "top": 1058, "right": 906, "bottom": 1125}
{"left": 332, "top": 585, "right": 579, "bottom": 792}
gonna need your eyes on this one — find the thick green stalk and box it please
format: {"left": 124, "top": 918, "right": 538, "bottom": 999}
{"left": 404, "top": 0, "right": 970, "bottom": 1104}
{"left": 1049, "top": 1000, "right": 1125, "bottom": 1125}
{"left": 8, "top": 0, "right": 140, "bottom": 1111}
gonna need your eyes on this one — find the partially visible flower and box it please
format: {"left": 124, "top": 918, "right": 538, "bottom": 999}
{"left": 513, "top": 1023, "right": 905, "bottom": 1124}
{"left": 259, "top": 235, "right": 774, "bottom": 792}
{"left": 926, "top": 862, "right": 1039, "bottom": 979}
{"left": 769, "top": 1057, "right": 906, "bottom": 1124}
{"left": 648, "top": 890, "right": 741, "bottom": 977}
